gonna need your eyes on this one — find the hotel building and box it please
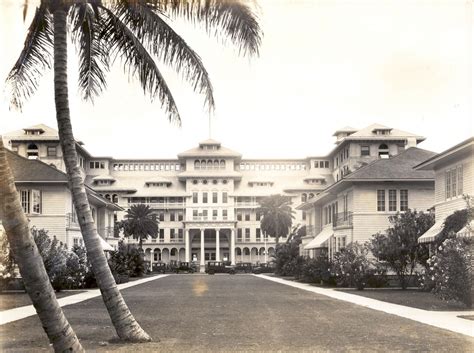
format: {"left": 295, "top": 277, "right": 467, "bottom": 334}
{"left": 2, "top": 123, "right": 427, "bottom": 267}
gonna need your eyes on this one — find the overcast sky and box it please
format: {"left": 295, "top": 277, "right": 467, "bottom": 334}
{"left": 0, "top": 0, "right": 472, "bottom": 159}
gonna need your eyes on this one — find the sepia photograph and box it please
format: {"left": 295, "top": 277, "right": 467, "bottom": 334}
{"left": 0, "top": 0, "right": 473, "bottom": 351}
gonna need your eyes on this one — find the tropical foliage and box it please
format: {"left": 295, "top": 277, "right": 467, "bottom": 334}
{"left": 108, "top": 240, "right": 147, "bottom": 281}
{"left": 7, "top": 0, "right": 261, "bottom": 343}
{"left": 116, "top": 204, "right": 159, "bottom": 249}
{"left": 331, "top": 242, "right": 373, "bottom": 290}
{"left": 369, "top": 210, "right": 434, "bottom": 289}
{"left": 258, "top": 194, "right": 294, "bottom": 244}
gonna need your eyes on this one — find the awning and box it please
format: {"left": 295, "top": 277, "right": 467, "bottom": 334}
{"left": 418, "top": 218, "right": 445, "bottom": 244}
{"left": 99, "top": 236, "right": 114, "bottom": 251}
{"left": 304, "top": 227, "right": 333, "bottom": 250}
{"left": 457, "top": 220, "right": 474, "bottom": 238}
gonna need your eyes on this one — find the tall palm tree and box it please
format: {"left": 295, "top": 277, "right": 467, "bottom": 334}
{"left": 258, "top": 194, "right": 294, "bottom": 245}
{"left": 0, "top": 140, "right": 84, "bottom": 352}
{"left": 119, "top": 204, "right": 159, "bottom": 250}
{"left": 6, "top": 0, "right": 261, "bottom": 342}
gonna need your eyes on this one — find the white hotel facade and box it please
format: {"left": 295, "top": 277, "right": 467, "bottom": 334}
{"left": 2, "top": 123, "right": 426, "bottom": 267}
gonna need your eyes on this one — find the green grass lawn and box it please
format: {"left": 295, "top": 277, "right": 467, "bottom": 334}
{"left": 337, "top": 288, "right": 470, "bottom": 311}
{"left": 0, "top": 290, "right": 86, "bottom": 311}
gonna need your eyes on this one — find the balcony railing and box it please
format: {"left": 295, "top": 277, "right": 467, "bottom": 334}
{"left": 128, "top": 202, "right": 185, "bottom": 209}
{"left": 235, "top": 202, "right": 260, "bottom": 208}
{"left": 332, "top": 212, "right": 353, "bottom": 228}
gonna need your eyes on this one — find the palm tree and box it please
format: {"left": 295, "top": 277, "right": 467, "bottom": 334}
{"left": 0, "top": 140, "right": 84, "bottom": 352}
{"left": 258, "top": 194, "right": 294, "bottom": 245}
{"left": 6, "top": 0, "right": 261, "bottom": 342}
{"left": 119, "top": 204, "right": 159, "bottom": 250}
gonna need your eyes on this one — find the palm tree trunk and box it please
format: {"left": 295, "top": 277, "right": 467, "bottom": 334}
{"left": 0, "top": 140, "right": 84, "bottom": 353}
{"left": 52, "top": 7, "right": 151, "bottom": 342}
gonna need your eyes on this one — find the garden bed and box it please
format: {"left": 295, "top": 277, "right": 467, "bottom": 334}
{"left": 0, "top": 290, "right": 86, "bottom": 311}
{"left": 336, "top": 288, "right": 470, "bottom": 311}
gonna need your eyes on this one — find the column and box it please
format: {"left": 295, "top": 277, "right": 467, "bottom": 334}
{"left": 215, "top": 228, "right": 220, "bottom": 261}
{"left": 185, "top": 229, "right": 190, "bottom": 262}
{"left": 200, "top": 229, "right": 205, "bottom": 267}
{"left": 230, "top": 228, "right": 236, "bottom": 265}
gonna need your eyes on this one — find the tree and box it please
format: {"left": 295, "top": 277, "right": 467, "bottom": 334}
{"left": 332, "top": 242, "right": 373, "bottom": 290}
{"left": 369, "top": 210, "right": 434, "bottom": 289}
{"left": 0, "top": 141, "right": 84, "bottom": 352}
{"left": 117, "top": 204, "right": 159, "bottom": 250}
{"left": 7, "top": 0, "right": 261, "bottom": 342}
{"left": 258, "top": 194, "right": 294, "bottom": 245}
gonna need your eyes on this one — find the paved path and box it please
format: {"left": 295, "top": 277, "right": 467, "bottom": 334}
{"left": 0, "top": 274, "right": 473, "bottom": 352}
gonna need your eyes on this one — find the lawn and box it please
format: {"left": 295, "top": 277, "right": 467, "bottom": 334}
{"left": 0, "top": 290, "right": 86, "bottom": 311}
{"left": 337, "top": 288, "right": 470, "bottom": 311}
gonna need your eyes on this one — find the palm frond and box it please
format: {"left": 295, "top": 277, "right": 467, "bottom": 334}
{"left": 115, "top": 1, "right": 215, "bottom": 111}
{"left": 6, "top": 4, "right": 53, "bottom": 111}
{"left": 149, "top": 0, "right": 262, "bottom": 57}
{"left": 70, "top": 3, "right": 110, "bottom": 102}
{"left": 98, "top": 5, "right": 181, "bottom": 124}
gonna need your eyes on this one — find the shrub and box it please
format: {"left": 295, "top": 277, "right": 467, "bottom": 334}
{"left": 426, "top": 238, "right": 472, "bottom": 308}
{"left": 108, "top": 240, "right": 146, "bottom": 281}
{"left": 273, "top": 241, "right": 301, "bottom": 276}
{"left": 301, "top": 256, "right": 333, "bottom": 284}
{"left": 0, "top": 230, "right": 15, "bottom": 291}
{"left": 332, "top": 242, "right": 373, "bottom": 290}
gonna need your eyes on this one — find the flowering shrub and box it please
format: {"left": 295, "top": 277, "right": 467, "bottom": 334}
{"left": 301, "top": 256, "right": 334, "bottom": 285}
{"left": 423, "top": 238, "right": 472, "bottom": 308}
{"left": 332, "top": 242, "right": 373, "bottom": 290}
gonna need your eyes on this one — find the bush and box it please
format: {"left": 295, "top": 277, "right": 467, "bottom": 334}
{"left": 332, "top": 243, "right": 373, "bottom": 290}
{"left": 425, "top": 238, "right": 472, "bottom": 308}
{"left": 301, "top": 256, "right": 333, "bottom": 284}
{"left": 0, "top": 230, "right": 16, "bottom": 291}
{"left": 274, "top": 241, "right": 301, "bottom": 276}
{"left": 108, "top": 240, "right": 146, "bottom": 281}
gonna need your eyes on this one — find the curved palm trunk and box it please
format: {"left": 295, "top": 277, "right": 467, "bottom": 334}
{"left": 0, "top": 140, "right": 84, "bottom": 353}
{"left": 53, "top": 8, "right": 151, "bottom": 342}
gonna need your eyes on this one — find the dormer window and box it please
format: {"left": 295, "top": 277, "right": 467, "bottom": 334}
{"left": 24, "top": 128, "right": 44, "bottom": 135}
{"left": 97, "top": 180, "right": 111, "bottom": 186}
{"left": 147, "top": 182, "right": 169, "bottom": 187}
{"left": 27, "top": 143, "right": 38, "bottom": 159}
{"left": 372, "top": 128, "right": 392, "bottom": 135}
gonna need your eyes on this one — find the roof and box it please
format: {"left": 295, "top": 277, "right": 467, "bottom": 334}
{"left": 415, "top": 137, "right": 474, "bottom": 170}
{"left": 199, "top": 139, "right": 221, "bottom": 146}
{"left": 92, "top": 175, "right": 116, "bottom": 182}
{"left": 345, "top": 123, "right": 424, "bottom": 141}
{"left": 344, "top": 147, "right": 436, "bottom": 180}
{"left": 6, "top": 150, "right": 68, "bottom": 183}
{"left": 177, "top": 141, "right": 241, "bottom": 159}
{"left": 332, "top": 126, "right": 358, "bottom": 136}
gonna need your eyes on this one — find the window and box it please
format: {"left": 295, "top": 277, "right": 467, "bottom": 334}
{"left": 400, "top": 190, "right": 408, "bottom": 211}
{"left": 377, "top": 190, "right": 385, "bottom": 212}
{"left": 170, "top": 212, "right": 176, "bottom": 222}
{"left": 237, "top": 229, "right": 243, "bottom": 242}
{"left": 220, "top": 160, "right": 225, "bottom": 169}
{"left": 178, "top": 211, "right": 184, "bottom": 221}
{"left": 20, "top": 189, "right": 42, "bottom": 214}
{"left": 178, "top": 229, "right": 184, "bottom": 241}
{"left": 213, "top": 209, "right": 218, "bottom": 220}
{"left": 256, "top": 229, "right": 261, "bottom": 242}
{"left": 47, "top": 146, "right": 57, "bottom": 156}
{"left": 212, "top": 192, "right": 218, "bottom": 203}
{"left": 302, "top": 211, "right": 306, "bottom": 221}
{"left": 457, "top": 165, "right": 463, "bottom": 196}
{"left": 11, "top": 143, "right": 19, "bottom": 153}
{"left": 245, "top": 212, "right": 250, "bottom": 221}
{"left": 194, "top": 160, "right": 200, "bottom": 170}
{"left": 170, "top": 229, "right": 176, "bottom": 241}
{"left": 27, "top": 143, "right": 38, "bottom": 159}
{"left": 222, "top": 192, "right": 228, "bottom": 203}
{"left": 445, "top": 165, "right": 464, "bottom": 199}
{"left": 325, "top": 161, "right": 329, "bottom": 168}
{"left": 193, "top": 210, "right": 198, "bottom": 220}
{"left": 237, "top": 212, "right": 242, "bottom": 221}
{"left": 388, "top": 190, "right": 397, "bottom": 211}
{"left": 159, "top": 212, "right": 165, "bottom": 222}
{"left": 202, "top": 210, "right": 208, "bottom": 220}
{"left": 222, "top": 210, "right": 228, "bottom": 220}
{"left": 378, "top": 144, "right": 389, "bottom": 158}
{"left": 361, "top": 145, "right": 370, "bottom": 156}
{"left": 202, "top": 192, "right": 208, "bottom": 203}
{"left": 193, "top": 192, "right": 198, "bottom": 203}
{"left": 301, "top": 193, "right": 307, "bottom": 202}
{"left": 245, "top": 228, "right": 250, "bottom": 242}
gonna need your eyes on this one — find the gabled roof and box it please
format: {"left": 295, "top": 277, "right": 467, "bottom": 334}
{"left": 415, "top": 137, "right": 474, "bottom": 170}
{"left": 6, "top": 150, "right": 68, "bottom": 183}
{"left": 344, "top": 147, "right": 436, "bottom": 180}
{"left": 332, "top": 126, "right": 358, "bottom": 136}
{"left": 347, "top": 123, "right": 424, "bottom": 141}
{"left": 178, "top": 140, "right": 241, "bottom": 158}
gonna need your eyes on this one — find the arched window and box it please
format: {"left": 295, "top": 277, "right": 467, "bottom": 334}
{"left": 105, "top": 194, "right": 111, "bottom": 201}
{"left": 220, "top": 160, "right": 225, "bottom": 169}
{"left": 378, "top": 144, "right": 389, "bottom": 158}
{"left": 207, "top": 160, "right": 213, "bottom": 170}
{"left": 243, "top": 248, "right": 250, "bottom": 256}
{"left": 309, "top": 193, "right": 315, "bottom": 199}
{"left": 194, "top": 160, "right": 200, "bottom": 170}
{"left": 112, "top": 194, "right": 118, "bottom": 203}
{"left": 170, "top": 248, "right": 177, "bottom": 256}
{"left": 27, "top": 143, "right": 38, "bottom": 159}
{"left": 236, "top": 248, "right": 242, "bottom": 255}
{"left": 301, "top": 193, "right": 307, "bottom": 202}
{"left": 201, "top": 160, "right": 206, "bottom": 169}
{"left": 214, "top": 160, "right": 219, "bottom": 169}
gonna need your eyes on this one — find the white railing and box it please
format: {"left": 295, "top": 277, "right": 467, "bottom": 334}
{"left": 129, "top": 202, "right": 185, "bottom": 208}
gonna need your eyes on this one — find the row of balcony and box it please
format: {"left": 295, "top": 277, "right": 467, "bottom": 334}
{"left": 127, "top": 201, "right": 260, "bottom": 208}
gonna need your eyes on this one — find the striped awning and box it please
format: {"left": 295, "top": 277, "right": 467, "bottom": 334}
{"left": 418, "top": 219, "right": 445, "bottom": 244}
{"left": 304, "top": 227, "right": 333, "bottom": 250}
{"left": 457, "top": 221, "right": 474, "bottom": 238}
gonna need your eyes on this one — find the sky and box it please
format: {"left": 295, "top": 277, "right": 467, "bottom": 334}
{"left": 0, "top": 0, "right": 472, "bottom": 159}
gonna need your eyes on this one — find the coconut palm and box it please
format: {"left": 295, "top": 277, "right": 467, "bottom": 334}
{"left": 258, "top": 194, "right": 294, "bottom": 245}
{"left": 119, "top": 204, "right": 159, "bottom": 250}
{"left": 0, "top": 140, "right": 84, "bottom": 352}
{"left": 6, "top": 0, "right": 261, "bottom": 342}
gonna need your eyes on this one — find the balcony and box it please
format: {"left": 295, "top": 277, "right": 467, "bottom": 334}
{"left": 306, "top": 225, "right": 316, "bottom": 236}
{"left": 234, "top": 201, "right": 260, "bottom": 208}
{"left": 332, "top": 212, "right": 353, "bottom": 229}
{"left": 128, "top": 202, "right": 185, "bottom": 209}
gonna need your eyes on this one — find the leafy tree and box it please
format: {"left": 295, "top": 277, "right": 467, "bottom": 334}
{"left": 301, "top": 256, "right": 333, "bottom": 285}
{"left": 273, "top": 226, "right": 303, "bottom": 276}
{"left": 7, "top": 0, "right": 261, "bottom": 342}
{"left": 117, "top": 204, "right": 159, "bottom": 250}
{"left": 258, "top": 194, "right": 295, "bottom": 245}
{"left": 108, "top": 240, "right": 146, "bottom": 280}
{"left": 0, "top": 142, "right": 83, "bottom": 352}
{"left": 332, "top": 242, "right": 373, "bottom": 290}
{"left": 369, "top": 210, "right": 434, "bottom": 289}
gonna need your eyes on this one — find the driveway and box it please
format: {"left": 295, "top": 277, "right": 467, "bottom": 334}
{"left": 0, "top": 274, "right": 472, "bottom": 352}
